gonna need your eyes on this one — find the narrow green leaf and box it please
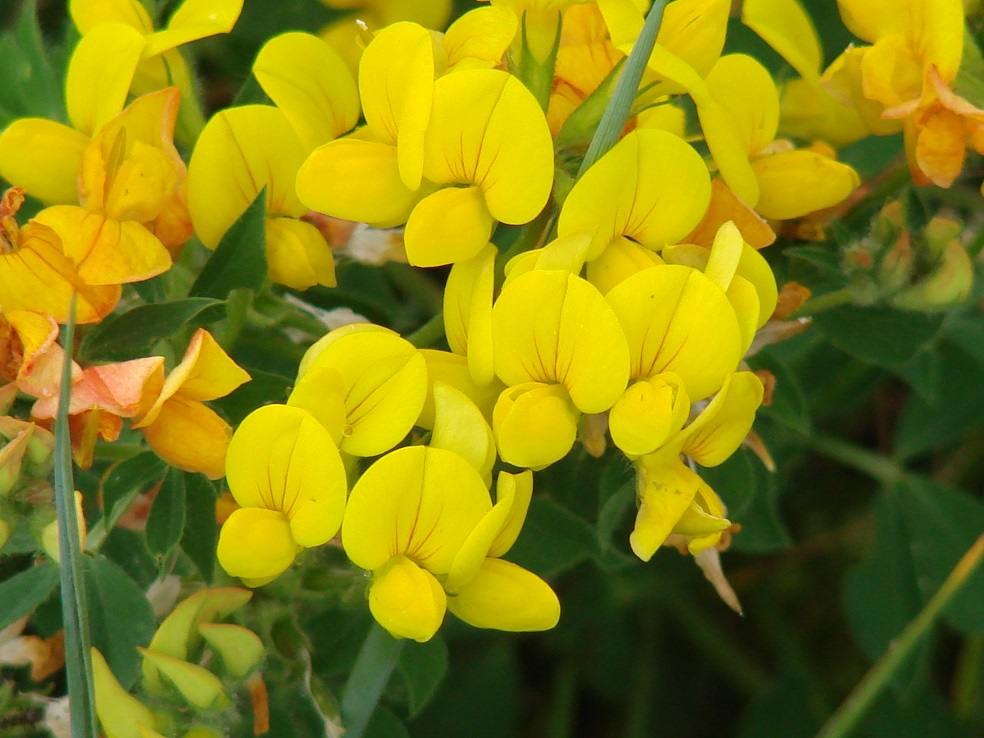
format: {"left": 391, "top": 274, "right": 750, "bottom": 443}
{"left": 145, "top": 467, "right": 186, "bottom": 560}
{"left": 511, "top": 11, "right": 562, "bottom": 111}
{"left": 0, "top": 563, "right": 59, "bottom": 631}
{"left": 189, "top": 189, "right": 268, "bottom": 299}
{"left": 181, "top": 473, "right": 218, "bottom": 582}
{"left": 84, "top": 554, "right": 156, "bottom": 689}
{"left": 398, "top": 635, "right": 449, "bottom": 717}
{"left": 79, "top": 298, "right": 224, "bottom": 361}
{"left": 341, "top": 623, "right": 405, "bottom": 738}
{"left": 576, "top": 1, "right": 667, "bottom": 179}
{"left": 54, "top": 294, "right": 98, "bottom": 738}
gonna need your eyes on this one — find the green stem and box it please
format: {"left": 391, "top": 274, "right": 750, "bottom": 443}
{"left": 809, "top": 435, "right": 905, "bottom": 486}
{"left": 217, "top": 287, "right": 253, "bottom": 350}
{"left": 382, "top": 262, "right": 444, "bottom": 313}
{"left": 544, "top": 659, "right": 576, "bottom": 738}
{"left": 54, "top": 293, "right": 98, "bottom": 738}
{"left": 576, "top": 0, "right": 667, "bottom": 179}
{"left": 816, "top": 533, "right": 984, "bottom": 738}
{"left": 406, "top": 312, "right": 445, "bottom": 348}
{"left": 793, "top": 288, "right": 855, "bottom": 317}
{"left": 340, "top": 623, "right": 405, "bottom": 738}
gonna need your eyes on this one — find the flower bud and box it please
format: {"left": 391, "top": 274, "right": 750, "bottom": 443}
{"left": 891, "top": 240, "right": 974, "bottom": 311}
{"left": 40, "top": 491, "right": 86, "bottom": 564}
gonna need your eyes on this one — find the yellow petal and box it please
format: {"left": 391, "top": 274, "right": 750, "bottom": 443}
{"left": 584, "top": 235, "right": 665, "bottom": 295}
{"left": 681, "top": 371, "right": 764, "bottom": 467}
{"left": 139, "top": 397, "right": 232, "bottom": 479}
{"left": 706, "top": 54, "right": 779, "bottom": 155}
{"left": 741, "top": 0, "right": 823, "bottom": 84}
{"left": 430, "top": 382, "right": 496, "bottom": 483}
{"left": 417, "top": 349, "right": 504, "bottom": 429}
{"left": 303, "top": 329, "right": 428, "bottom": 456}
{"left": 253, "top": 32, "right": 359, "bottom": 151}
{"left": 287, "top": 366, "right": 347, "bottom": 445}
{"left": 656, "top": 0, "right": 730, "bottom": 80}
{"left": 187, "top": 105, "right": 306, "bottom": 248}
{"left": 489, "top": 470, "right": 533, "bottom": 557}
{"left": 726, "top": 275, "right": 761, "bottom": 355}
{"left": 448, "top": 558, "right": 560, "bottom": 631}
{"left": 295, "top": 136, "right": 422, "bottom": 228}
{"left": 0, "top": 119, "right": 88, "bottom": 205}
{"left": 197, "top": 623, "right": 264, "bottom": 679}
{"left": 445, "top": 481, "right": 516, "bottom": 592}
{"left": 223, "top": 404, "right": 347, "bottom": 544}
{"left": 137, "top": 649, "right": 228, "bottom": 710}
{"left": 629, "top": 459, "right": 702, "bottom": 561}
{"left": 70, "top": 0, "right": 154, "bottom": 34}
{"left": 66, "top": 23, "right": 145, "bottom": 136}
{"left": 217, "top": 508, "right": 300, "bottom": 581}
{"left": 751, "top": 149, "right": 860, "bottom": 220}
{"left": 423, "top": 69, "right": 554, "bottom": 224}
{"left": 609, "top": 374, "right": 690, "bottom": 458}
{"left": 559, "top": 129, "right": 711, "bottom": 260}
{"left": 142, "top": 0, "right": 244, "bottom": 57}
{"left": 442, "top": 6, "right": 517, "bottom": 70}
{"left": 266, "top": 216, "right": 336, "bottom": 290}
{"left": 605, "top": 265, "right": 742, "bottom": 401}
{"left": 91, "top": 647, "right": 158, "bottom": 738}
{"left": 404, "top": 186, "right": 494, "bottom": 267}
{"left": 369, "top": 556, "right": 447, "bottom": 642}
{"left": 492, "top": 382, "right": 579, "bottom": 470}
{"left": 359, "top": 21, "right": 434, "bottom": 190}
{"left": 32, "top": 206, "right": 172, "bottom": 285}
{"left": 342, "top": 446, "right": 490, "bottom": 575}
{"left": 492, "top": 270, "right": 629, "bottom": 413}
{"left": 443, "top": 243, "right": 496, "bottom": 386}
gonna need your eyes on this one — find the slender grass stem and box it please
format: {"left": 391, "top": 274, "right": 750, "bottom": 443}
{"left": 340, "top": 623, "right": 405, "bottom": 738}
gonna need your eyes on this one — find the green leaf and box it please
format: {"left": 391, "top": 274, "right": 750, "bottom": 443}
{"left": 145, "top": 467, "right": 186, "bottom": 560}
{"left": 701, "top": 448, "right": 759, "bottom": 520}
{"left": 397, "top": 635, "right": 448, "bottom": 718}
{"left": 507, "top": 497, "right": 600, "bottom": 578}
{"left": 85, "top": 554, "right": 156, "bottom": 689}
{"left": 80, "top": 298, "right": 224, "bottom": 361}
{"left": 189, "top": 189, "right": 268, "bottom": 299}
{"left": 728, "top": 471, "right": 790, "bottom": 553}
{"left": 181, "top": 473, "right": 218, "bottom": 582}
{"left": 736, "top": 672, "right": 823, "bottom": 738}
{"left": 101, "top": 452, "right": 168, "bottom": 527}
{"left": 0, "top": 0, "right": 63, "bottom": 123}
{"left": 211, "top": 368, "right": 292, "bottom": 425}
{"left": 364, "top": 706, "right": 410, "bottom": 738}
{"left": 813, "top": 305, "right": 944, "bottom": 366}
{"left": 747, "top": 352, "right": 812, "bottom": 434}
{"left": 0, "top": 563, "right": 59, "bottom": 631}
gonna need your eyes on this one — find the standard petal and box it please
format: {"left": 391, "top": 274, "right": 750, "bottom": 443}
{"left": 751, "top": 149, "right": 860, "bottom": 221}
{"left": 266, "top": 216, "right": 336, "bottom": 290}
{"left": 217, "top": 507, "right": 300, "bottom": 581}
{"left": 142, "top": 0, "right": 244, "bottom": 57}
{"left": 253, "top": 32, "right": 359, "bottom": 151}
{"left": 0, "top": 119, "right": 88, "bottom": 205}
{"left": 296, "top": 137, "right": 422, "bottom": 228}
{"left": 404, "top": 186, "right": 494, "bottom": 267}
{"left": 342, "top": 446, "right": 490, "bottom": 575}
{"left": 447, "top": 558, "right": 560, "bottom": 632}
{"left": 605, "top": 265, "right": 743, "bottom": 401}
{"left": 741, "top": 0, "right": 823, "bottom": 83}
{"left": 139, "top": 397, "right": 232, "bottom": 479}
{"left": 70, "top": 0, "right": 154, "bottom": 33}
{"left": 187, "top": 105, "right": 306, "bottom": 248}
{"left": 287, "top": 365, "right": 347, "bottom": 445}
{"left": 491, "top": 270, "right": 630, "bottom": 414}
{"left": 442, "top": 6, "right": 517, "bottom": 70}
{"left": 223, "top": 404, "right": 347, "bottom": 545}
{"left": 559, "top": 129, "right": 711, "bottom": 260}
{"left": 368, "top": 556, "right": 447, "bottom": 642}
{"left": 706, "top": 54, "right": 779, "bottom": 155}
{"left": 423, "top": 69, "right": 553, "bottom": 224}
{"left": 65, "top": 23, "right": 145, "bottom": 135}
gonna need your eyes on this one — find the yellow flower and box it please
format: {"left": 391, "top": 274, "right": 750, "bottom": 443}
{"left": 217, "top": 403, "right": 347, "bottom": 585}
{"left": 132, "top": 329, "right": 250, "bottom": 479}
{"left": 342, "top": 445, "right": 558, "bottom": 641}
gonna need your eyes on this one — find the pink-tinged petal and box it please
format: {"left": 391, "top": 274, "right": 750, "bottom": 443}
{"left": 33, "top": 206, "right": 172, "bottom": 286}
{"left": 217, "top": 507, "right": 300, "bottom": 581}
{"left": 448, "top": 558, "right": 560, "bottom": 632}
{"left": 254, "top": 32, "right": 359, "bottom": 151}
{"left": 359, "top": 22, "right": 434, "bottom": 189}
{"left": 65, "top": 23, "right": 145, "bottom": 136}
{"left": 605, "top": 265, "right": 743, "bottom": 401}
{"left": 142, "top": 0, "right": 244, "bottom": 57}
{"left": 342, "top": 446, "right": 490, "bottom": 575}
{"left": 296, "top": 137, "right": 423, "bottom": 228}
{"left": 4, "top": 311, "right": 79, "bottom": 398}
{"left": 140, "top": 397, "right": 232, "bottom": 479}
{"left": 0, "top": 222, "right": 121, "bottom": 324}
{"left": 188, "top": 105, "right": 307, "bottom": 248}
{"left": 0, "top": 119, "right": 88, "bottom": 205}
{"left": 423, "top": 69, "right": 553, "bottom": 225}
{"left": 32, "top": 357, "right": 165, "bottom": 419}
{"left": 266, "top": 217, "right": 336, "bottom": 290}
{"left": 404, "top": 186, "right": 494, "bottom": 267}
{"left": 369, "top": 556, "right": 447, "bottom": 642}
